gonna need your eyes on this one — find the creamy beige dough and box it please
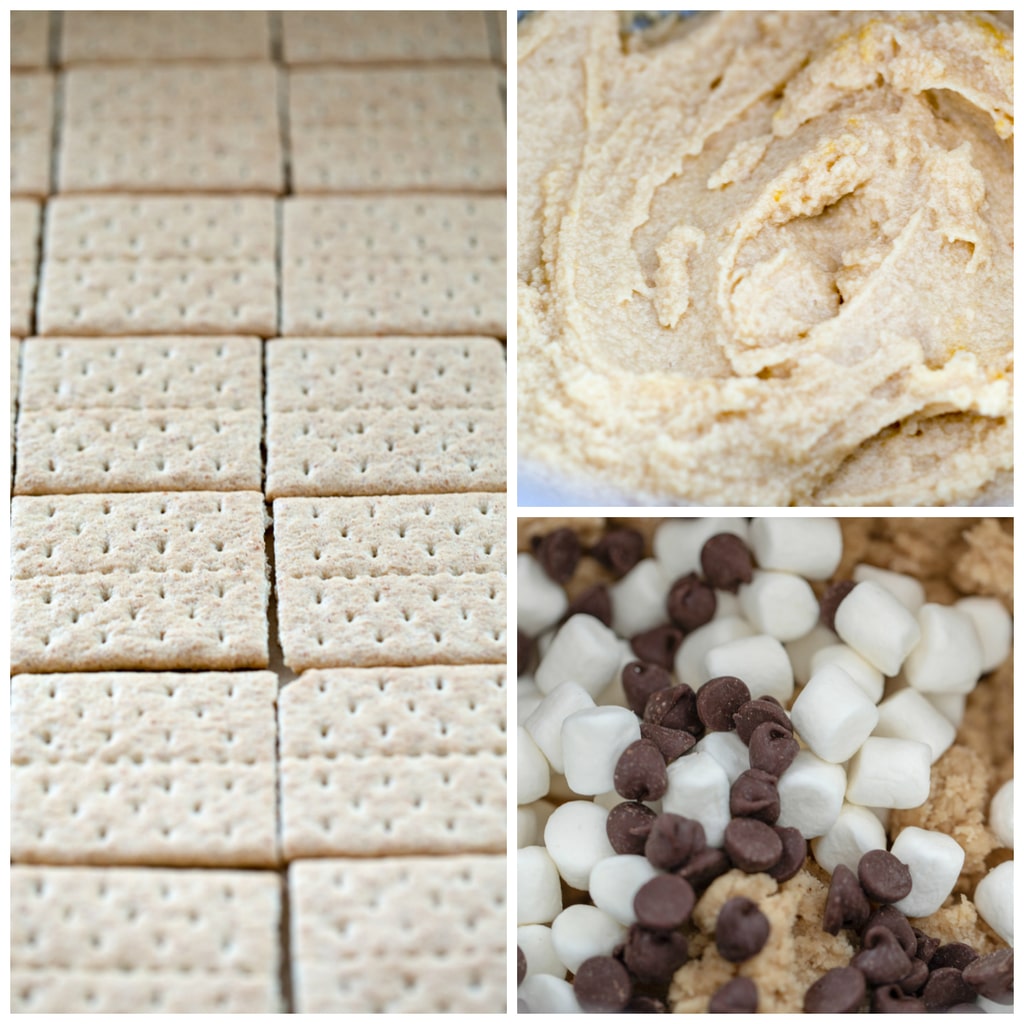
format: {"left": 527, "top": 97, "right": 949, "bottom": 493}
{"left": 518, "top": 12, "right": 1013, "bottom": 505}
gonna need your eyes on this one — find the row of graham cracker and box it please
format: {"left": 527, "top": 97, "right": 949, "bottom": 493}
{"left": 11, "top": 195, "right": 506, "bottom": 337}
{"left": 14, "top": 11, "right": 506, "bottom": 68}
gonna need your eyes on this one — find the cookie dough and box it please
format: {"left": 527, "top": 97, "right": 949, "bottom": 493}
{"left": 518, "top": 12, "right": 1013, "bottom": 505}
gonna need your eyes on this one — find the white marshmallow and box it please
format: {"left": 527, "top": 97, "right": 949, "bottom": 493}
{"left": 812, "top": 802, "right": 888, "bottom": 876}
{"left": 873, "top": 689, "right": 956, "bottom": 764}
{"left": 852, "top": 563, "right": 926, "bottom": 615}
{"left": 977, "top": 995, "right": 1014, "bottom": 1014}
{"left": 653, "top": 517, "right": 750, "bottom": 580}
{"left": 543, "top": 801, "right": 617, "bottom": 890}
{"left": 990, "top": 779, "right": 1013, "bottom": 849}
{"left": 703, "top": 634, "right": 794, "bottom": 704}
{"left": 610, "top": 559, "right": 670, "bottom": 637}
{"left": 905, "top": 604, "right": 984, "bottom": 696}
{"left": 518, "top": 676, "right": 543, "bottom": 725}
{"left": 789, "top": 664, "right": 879, "bottom": 764}
{"left": 595, "top": 643, "right": 633, "bottom": 708}
{"left": 535, "top": 615, "right": 624, "bottom": 698}
{"left": 890, "top": 826, "right": 965, "bottom": 918}
{"left": 537, "top": 628, "right": 556, "bottom": 660}
{"left": 835, "top": 580, "right": 921, "bottom": 676}
{"left": 588, "top": 855, "right": 661, "bottom": 926}
{"left": 749, "top": 517, "right": 842, "bottom": 580}
{"left": 518, "top": 727, "right": 551, "bottom": 805}
{"left": 776, "top": 750, "right": 847, "bottom": 839}
{"left": 662, "top": 750, "right": 731, "bottom": 847}
{"left": 524, "top": 682, "right": 595, "bottom": 775}
{"left": 739, "top": 570, "right": 819, "bottom": 642}
{"left": 845, "top": 737, "right": 931, "bottom": 810}
{"left": 786, "top": 623, "right": 839, "bottom": 685}
{"left": 561, "top": 706, "right": 641, "bottom": 796}
{"left": 956, "top": 596, "right": 1012, "bottom": 673}
{"left": 810, "top": 644, "right": 884, "bottom": 704}
{"left": 713, "top": 589, "right": 743, "bottom": 619}
{"left": 518, "top": 974, "right": 582, "bottom": 1013}
{"left": 517, "top": 924, "right": 566, "bottom": 980}
{"left": 927, "top": 692, "right": 967, "bottom": 728}
{"left": 518, "top": 846, "right": 563, "bottom": 925}
{"left": 865, "top": 805, "right": 891, "bottom": 831}
{"left": 551, "top": 904, "right": 628, "bottom": 975}
{"left": 675, "top": 615, "right": 754, "bottom": 689}
{"left": 695, "top": 730, "right": 751, "bottom": 786}
{"left": 518, "top": 553, "right": 569, "bottom": 637}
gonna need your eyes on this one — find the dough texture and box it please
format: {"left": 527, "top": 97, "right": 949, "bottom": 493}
{"left": 518, "top": 11, "right": 1013, "bottom": 505}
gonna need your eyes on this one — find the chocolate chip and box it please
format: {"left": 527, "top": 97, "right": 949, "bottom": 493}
{"left": 723, "top": 817, "right": 783, "bottom": 873}
{"left": 913, "top": 928, "right": 940, "bottom": 965}
{"left": 922, "top": 967, "right": 976, "bottom": 1011}
{"left": 644, "top": 813, "right": 705, "bottom": 871}
{"left": 573, "top": 955, "right": 633, "bottom": 1012}
{"left": 715, "top": 897, "right": 770, "bottom": 962}
{"left": 533, "top": 527, "right": 581, "bottom": 584}
{"left": 930, "top": 942, "right": 979, "bottom": 972}
{"left": 622, "top": 924, "right": 689, "bottom": 984}
{"left": 606, "top": 801, "right": 657, "bottom": 856}
{"left": 696, "top": 675, "right": 751, "bottom": 732}
{"left": 852, "top": 925, "right": 914, "bottom": 985}
{"left": 870, "top": 984, "right": 927, "bottom": 1013}
{"left": 823, "top": 864, "right": 870, "bottom": 935}
{"left": 962, "top": 948, "right": 1013, "bottom": 1004}
{"left": 708, "top": 976, "right": 758, "bottom": 1013}
{"left": 748, "top": 721, "right": 799, "bottom": 777}
{"left": 630, "top": 625, "right": 684, "bottom": 670}
{"left": 729, "top": 768, "right": 781, "bottom": 824}
{"left": 897, "top": 958, "right": 929, "bottom": 996}
{"left": 866, "top": 906, "right": 917, "bottom": 958}
{"left": 644, "top": 684, "right": 702, "bottom": 735}
{"left": 666, "top": 572, "right": 716, "bottom": 632}
{"left": 564, "top": 583, "right": 613, "bottom": 627}
{"left": 819, "top": 579, "right": 856, "bottom": 631}
{"left": 590, "top": 528, "right": 644, "bottom": 578}
{"left": 701, "top": 533, "right": 754, "bottom": 592}
{"left": 625, "top": 995, "right": 667, "bottom": 1013}
{"left": 517, "top": 945, "right": 526, "bottom": 986}
{"left": 733, "top": 698, "right": 793, "bottom": 745}
{"left": 622, "top": 661, "right": 673, "bottom": 717}
{"left": 614, "top": 740, "right": 668, "bottom": 802}
{"left": 768, "top": 826, "right": 807, "bottom": 882}
{"left": 640, "top": 721, "right": 695, "bottom": 763}
{"left": 677, "top": 845, "right": 731, "bottom": 890}
{"left": 517, "top": 629, "right": 535, "bottom": 677}
{"left": 633, "top": 874, "right": 696, "bottom": 931}
{"left": 803, "top": 966, "right": 867, "bottom": 1013}
{"left": 857, "top": 849, "right": 913, "bottom": 904}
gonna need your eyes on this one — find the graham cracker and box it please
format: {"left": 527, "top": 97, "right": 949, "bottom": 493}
{"left": 11, "top": 199, "right": 41, "bottom": 337}
{"left": 61, "top": 11, "right": 272, "bottom": 63}
{"left": 281, "top": 11, "right": 491, "bottom": 64}
{"left": 11, "top": 12, "right": 50, "bottom": 68}
{"left": 281, "top": 195, "right": 505, "bottom": 337}
{"left": 12, "top": 671, "right": 278, "bottom": 867}
{"left": 12, "top": 339, "right": 21, "bottom": 466}
{"left": 11, "top": 492, "right": 269, "bottom": 673}
{"left": 12, "top": 865, "right": 282, "bottom": 1012}
{"left": 15, "top": 337, "right": 263, "bottom": 495}
{"left": 59, "top": 65, "right": 283, "bottom": 193}
{"left": 289, "top": 856, "right": 505, "bottom": 1012}
{"left": 11, "top": 71, "right": 54, "bottom": 197}
{"left": 38, "top": 197, "right": 277, "bottom": 336}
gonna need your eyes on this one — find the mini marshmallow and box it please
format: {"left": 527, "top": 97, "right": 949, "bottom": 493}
{"left": 955, "top": 596, "right": 1012, "bottom": 674}
{"left": 524, "top": 682, "right": 595, "bottom": 775}
{"left": 927, "top": 692, "right": 967, "bottom": 728}
{"left": 518, "top": 727, "right": 551, "bottom": 805}
{"left": 676, "top": 615, "right": 755, "bottom": 689}
{"left": 739, "top": 570, "right": 819, "bottom": 642}
{"left": 662, "top": 750, "right": 731, "bottom": 847}
{"left": 517, "top": 924, "right": 566, "bottom": 980}
{"left": 852, "top": 563, "right": 926, "bottom": 615}
{"left": 588, "top": 855, "right": 661, "bottom": 926}
{"left": 518, "top": 806, "right": 538, "bottom": 848}
{"left": 596, "top": 643, "right": 633, "bottom": 707}
{"left": 695, "top": 730, "right": 751, "bottom": 786}
{"left": 518, "top": 676, "right": 543, "bottom": 725}
{"left": 653, "top": 517, "right": 750, "bottom": 580}
{"left": 714, "top": 589, "right": 743, "bottom": 619}
{"left": 776, "top": 750, "right": 847, "bottom": 839}
{"left": 544, "top": 801, "right": 617, "bottom": 890}
{"left": 977, "top": 996, "right": 1014, "bottom": 1015}
{"left": 749, "top": 517, "right": 842, "bottom": 580}
{"left": 561, "top": 706, "right": 642, "bottom": 796}
{"left": 789, "top": 664, "right": 879, "bottom": 764}
{"left": 551, "top": 904, "right": 628, "bottom": 975}
{"left": 703, "top": 634, "right": 794, "bottom": 704}
{"left": 890, "top": 826, "right": 965, "bottom": 918}
{"left": 518, "top": 553, "right": 570, "bottom": 636}
{"left": 610, "top": 558, "right": 671, "bottom": 637}
{"left": 810, "top": 644, "right": 884, "bottom": 704}
{"left": 786, "top": 623, "right": 839, "bottom": 685}
{"left": 845, "top": 737, "right": 931, "bottom": 810}
{"left": 812, "top": 802, "right": 888, "bottom": 876}
{"left": 990, "top": 779, "right": 1013, "bottom": 849}
{"left": 873, "top": 689, "right": 956, "bottom": 764}
{"left": 835, "top": 580, "right": 921, "bottom": 676}
{"left": 535, "top": 615, "right": 624, "bottom": 698}
{"left": 518, "top": 974, "right": 582, "bottom": 1013}
{"left": 904, "top": 604, "right": 984, "bottom": 695}
{"left": 518, "top": 846, "right": 564, "bottom": 925}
